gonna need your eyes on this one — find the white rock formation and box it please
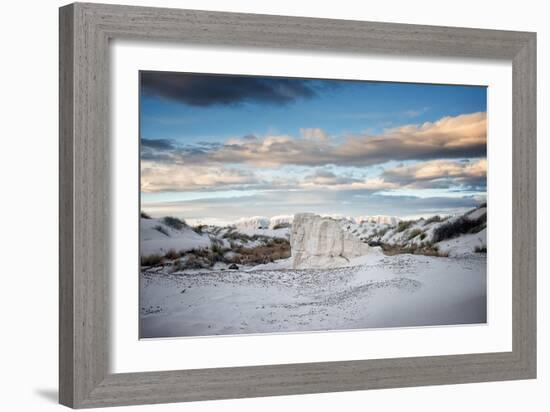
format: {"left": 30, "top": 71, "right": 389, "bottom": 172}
{"left": 291, "top": 213, "right": 371, "bottom": 269}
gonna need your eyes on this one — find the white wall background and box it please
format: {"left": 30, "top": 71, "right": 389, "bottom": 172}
{"left": 0, "top": 0, "right": 546, "bottom": 411}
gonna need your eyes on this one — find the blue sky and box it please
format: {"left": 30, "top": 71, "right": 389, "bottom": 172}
{"left": 140, "top": 72, "right": 487, "bottom": 224}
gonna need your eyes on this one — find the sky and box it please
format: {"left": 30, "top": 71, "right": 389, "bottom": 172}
{"left": 140, "top": 71, "right": 487, "bottom": 225}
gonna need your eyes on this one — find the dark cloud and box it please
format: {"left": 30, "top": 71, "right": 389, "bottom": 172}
{"left": 141, "top": 138, "right": 175, "bottom": 150}
{"left": 141, "top": 72, "right": 316, "bottom": 107}
{"left": 195, "top": 141, "right": 224, "bottom": 148}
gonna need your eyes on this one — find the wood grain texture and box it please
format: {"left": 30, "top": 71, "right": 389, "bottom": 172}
{"left": 59, "top": 2, "right": 537, "bottom": 408}
{"left": 59, "top": 4, "right": 74, "bottom": 406}
{"left": 512, "top": 35, "right": 537, "bottom": 374}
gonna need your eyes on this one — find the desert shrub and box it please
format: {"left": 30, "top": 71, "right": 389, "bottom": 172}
{"left": 162, "top": 237, "right": 291, "bottom": 270}
{"left": 425, "top": 215, "right": 443, "bottom": 224}
{"left": 172, "top": 259, "right": 186, "bottom": 272}
{"left": 193, "top": 225, "right": 206, "bottom": 234}
{"left": 140, "top": 211, "right": 152, "bottom": 219}
{"left": 475, "top": 246, "right": 487, "bottom": 253}
{"left": 164, "top": 249, "right": 180, "bottom": 260}
{"left": 418, "top": 245, "right": 448, "bottom": 257}
{"left": 187, "top": 248, "right": 211, "bottom": 258}
{"left": 397, "top": 220, "right": 414, "bottom": 232}
{"left": 162, "top": 216, "right": 186, "bottom": 230}
{"left": 222, "top": 230, "right": 252, "bottom": 242}
{"left": 235, "top": 240, "right": 291, "bottom": 265}
{"left": 211, "top": 226, "right": 223, "bottom": 236}
{"left": 227, "top": 254, "right": 242, "bottom": 264}
{"left": 376, "top": 227, "right": 390, "bottom": 237}
{"left": 141, "top": 254, "right": 164, "bottom": 267}
{"left": 407, "top": 228, "right": 423, "bottom": 240}
{"left": 154, "top": 225, "right": 170, "bottom": 237}
{"left": 432, "top": 215, "right": 486, "bottom": 243}
{"left": 183, "top": 255, "right": 203, "bottom": 269}
{"left": 210, "top": 243, "right": 226, "bottom": 262}
{"left": 251, "top": 234, "right": 270, "bottom": 242}
{"left": 270, "top": 237, "right": 288, "bottom": 244}
{"left": 419, "top": 233, "right": 427, "bottom": 240}
{"left": 381, "top": 243, "right": 448, "bottom": 257}
{"left": 272, "top": 222, "right": 291, "bottom": 229}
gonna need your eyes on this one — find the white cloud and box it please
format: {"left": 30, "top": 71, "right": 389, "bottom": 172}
{"left": 141, "top": 161, "right": 259, "bottom": 192}
{"left": 300, "top": 128, "right": 329, "bottom": 141}
{"left": 171, "top": 112, "right": 487, "bottom": 167}
{"left": 378, "top": 159, "right": 487, "bottom": 189}
{"left": 295, "top": 159, "right": 486, "bottom": 191}
{"left": 141, "top": 113, "right": 487, "bottom": 193}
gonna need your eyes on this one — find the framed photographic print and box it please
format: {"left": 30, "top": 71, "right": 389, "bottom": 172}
{"left": 138, "top": 72, "right": 489, "bottom": 339}
{"left": 59, "top": 2, "right": 536, "bottom": 408}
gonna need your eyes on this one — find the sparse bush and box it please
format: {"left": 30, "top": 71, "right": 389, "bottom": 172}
{"left": 419, "top": 233, "right": 427, "bottom": 241}
{"left": 227, "top": 255, "right": 242, "bottom": 265}
{"left": 140, "top": 211, "right": 152, "bottom": 219}
{"left": 210, "top": 243, "right": 226, "bottom": 262}
{"left": 475, "top": 246, "right": 487, "bottom": 253}
{"left": 376, "top": 227, "right": 390, "bottom": 237}
{"left": 432, "top": 215, "right": 486, "bottom": 243}
{"left": 407, "top": 228, "right": 423, "bottom": 240}
{"left": 154, "top": 225, "right": 170, "bottom": 237}
{"left": 418, "top": 246, "right": 448, "bottom": 257}
{"left": 162, "top": 216, "right": 186, "bottom": 230}
{"left": 381, "top": 243, "right": 448, "bottom": 257}
{"left": 251, "top": 234, "right": 270, "bottom": 242}
{"left": 164, "top": 249, "right": 180, "bottom": 260}
{"left": 183, "top": 255, "right": 208, "bottom": 269}
{"left": 235, "top": 239, "right": 291, "bottom": 265}
{"left": 425, "top": 215, "right": 443, "bottom": 224}
{"left": 272, "top": 222, "right": 291, "bottom": 230}
{"left": 193, "top": 225, "right": 206, "bottom": 234}
{"left": 141, "top": 254, "right": 164, "bottom": 267}
{"left": 150, "top": 235, "right": 291, "bottom": 271}
{"left": 187, "top": 248, "right": 211, "bottom": 258}
{"left": 397, "top": 220, "right": 414, "bottom": 232}
{"left": 172, "top": 259, "right": 185, "bottom": 272}
{"left": 222, "top": 230, "right": 252, "bottom": 242}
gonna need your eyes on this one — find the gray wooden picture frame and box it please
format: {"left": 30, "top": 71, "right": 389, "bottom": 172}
{"left": 59, "top": 2, "right": 536, "bottom": 408}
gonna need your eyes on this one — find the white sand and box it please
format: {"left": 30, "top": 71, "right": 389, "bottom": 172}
{"left": 140, "top": 253, "right": 486, "bottom": 338}
{"left": 140, "top": 218, "right": 211, "bottom": 256}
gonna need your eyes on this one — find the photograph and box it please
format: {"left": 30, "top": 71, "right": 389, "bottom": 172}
{"left": 139, "top": 71, "right": 488, "bottom": 339}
